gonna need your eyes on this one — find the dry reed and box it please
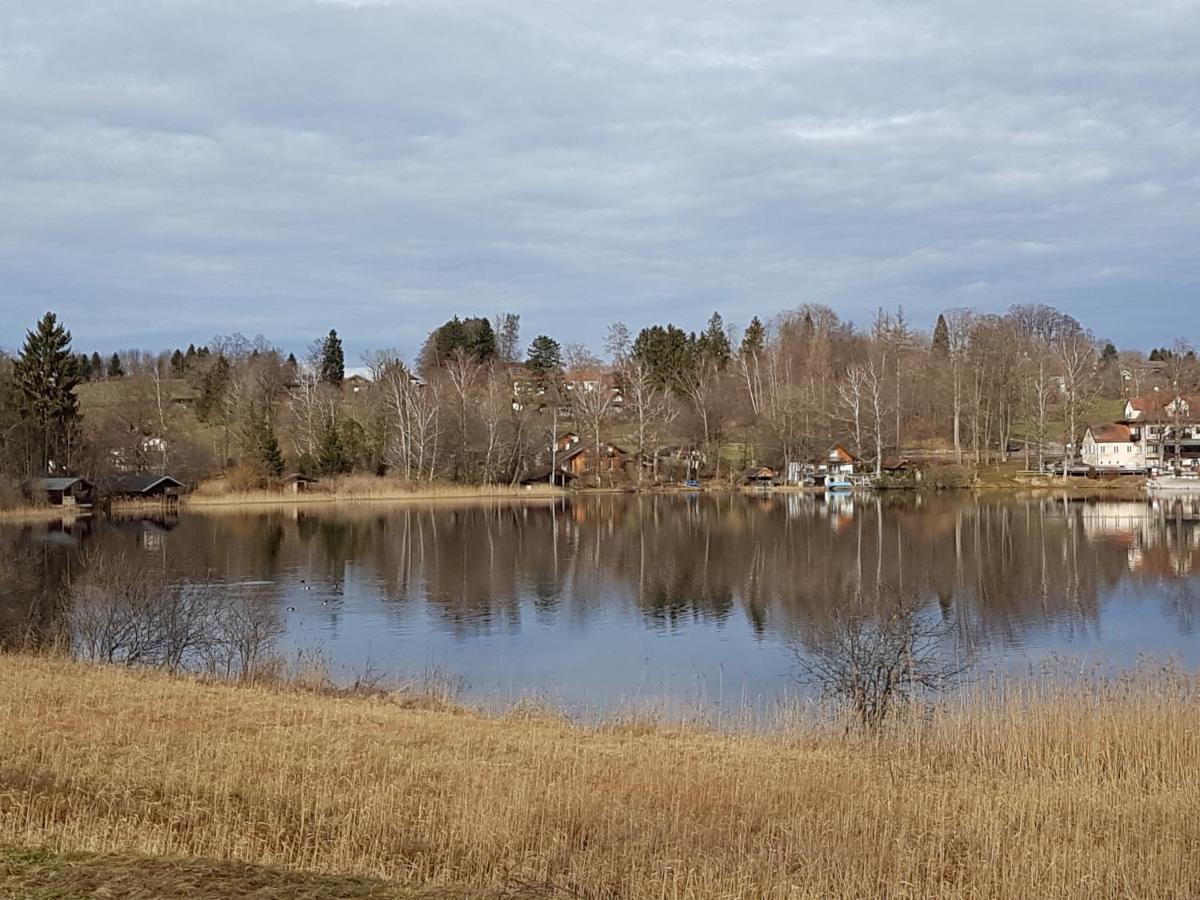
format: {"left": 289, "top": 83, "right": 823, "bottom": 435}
{"left": 185, "top": 477, "right": 563, "bottom": 509}
{"left": 1, "top": 655, "right": 1197, "bottom": 899}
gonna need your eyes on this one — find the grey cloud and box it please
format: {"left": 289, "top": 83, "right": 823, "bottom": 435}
{"left": 1, "top": 0, "right": 1197, "bottom": 358}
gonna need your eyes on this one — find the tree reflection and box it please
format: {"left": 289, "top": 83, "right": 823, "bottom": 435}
{"left": 4, "top": 494, "right": 1200, "bottom": 657}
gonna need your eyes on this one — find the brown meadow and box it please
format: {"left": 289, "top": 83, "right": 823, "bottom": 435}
{"left": 1, "top": 655, "right": 1198, "bottom": 899}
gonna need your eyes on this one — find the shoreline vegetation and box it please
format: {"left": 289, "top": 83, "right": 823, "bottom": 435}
{"left": 2, "top": 654, "right": 1198, "bottom": 898}
{"left": 0, "top": 468, "right": 1154, "bottom": 520}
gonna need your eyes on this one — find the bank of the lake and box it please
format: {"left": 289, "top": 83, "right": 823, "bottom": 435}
{"left": 2, "top": 654, "right": 1197, "bottom": 899}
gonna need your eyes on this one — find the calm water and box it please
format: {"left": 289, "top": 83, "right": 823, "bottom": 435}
{"left": 3, "top": 493, "right": 1198, "bottom": 713}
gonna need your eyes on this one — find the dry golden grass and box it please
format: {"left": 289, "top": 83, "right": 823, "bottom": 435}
{"left": 0, "top": 506, "right": 91, "bottom": 523}
{"left": 1, "top": 655, "right": 1198, "bottom": 899}
{"left": 0, "top": 846, "right": 497, "bottom": 899}
{"left": 186, "top": 476, "right": 563, "bottom": 508}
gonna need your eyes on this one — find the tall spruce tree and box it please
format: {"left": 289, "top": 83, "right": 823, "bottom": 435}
{"left": 196, "top": 355, "right": 231, "bottom": 423}
{"left": 526, "top": 335, "right": 563, "bottom": 385}
{"left": 316, "top": 421, "right": 349, "bottom": 475}
{"left": 740, "top": 316, "right": 766, "bottom": 358}
{"left": 89, "top": 351, "right": 103, "bottom": 380}
{"left": 258, "top": 421, "right": 285, "bottom": 478}
{"left": 107, "top": 353, "right": 124, "bottom": 378}
{"left": 697, "top": 311, "right": 732, "bottom": 368}
{"left": 319, "top": 330, "right": 345, "bottom": 385}
{"left": 170, "top": 348, "right": 185, "bottom": 375}
{"left": 15, "top": 312, "right": 81, "bottom": 473}
{"left": 931, "top": 314, "right": 951, "bottom": 356}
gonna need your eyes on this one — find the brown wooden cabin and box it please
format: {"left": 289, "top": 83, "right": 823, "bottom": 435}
{"left": 559, "top": 443, "right": 629, "bottom": 476}
{"left": 24, "top": 477, "right": 95, "bottom": 508}
{"left": 111, "top": 473, "right": 185, "bottom": 500}
{"left": 283, "top": 473, "right": 317, "bottom": 494}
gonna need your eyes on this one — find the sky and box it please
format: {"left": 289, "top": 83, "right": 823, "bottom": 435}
{"left": 2, "top": 0, "right": 1198, "bottom": 362}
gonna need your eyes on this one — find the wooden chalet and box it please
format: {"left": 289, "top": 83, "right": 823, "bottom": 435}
{"left": 24, "top": 477, "right": 94, "bottom": 508}
{"left": 558, "top": 442, "right": 629, "bottom": 477}
{"left": 282, "top": 473, "right": 317, "bottom": 494}
{"left": 111, "top": 474, "right": 186, "bottom": 499}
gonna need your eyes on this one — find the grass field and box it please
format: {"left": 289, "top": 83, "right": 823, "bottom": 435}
{"left": 2, "top": 655, "right": 1198, "bottom": 898}
{"left": 0, "top": 846, "right": 497, "bottom": 899}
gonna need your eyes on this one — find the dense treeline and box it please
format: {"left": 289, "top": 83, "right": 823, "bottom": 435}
{"left": 1, "top": 304, "right": 1196, "bottom": 497}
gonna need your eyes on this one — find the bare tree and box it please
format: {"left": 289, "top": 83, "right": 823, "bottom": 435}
{"left": 1056, "top": 332, "right": 1099, "bottom": 474}
{"left": 836, "top": 364, "right": 866, "bottom": 453}
{"left": 792, "top": 588, "right": 968, "bottom": 730}
{"left": 620, "top": 356, "right": 677, "bottom": 488}
{"left": 944, "top": 310, "right": 975, "bottom": 465}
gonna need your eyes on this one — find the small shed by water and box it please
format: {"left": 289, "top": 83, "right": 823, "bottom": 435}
{"left": 111, "top": 473, "right": 186, "bottom": 499}
{"left": 24, "top": 477, "right": 94, "bottom": 508}
{"left": 283, "top": 473, "right": 317, "bottom": 494}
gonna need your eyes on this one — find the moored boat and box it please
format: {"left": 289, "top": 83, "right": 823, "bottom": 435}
{"left": 1146, "top": 474, "right": 1200, "bottom": 493}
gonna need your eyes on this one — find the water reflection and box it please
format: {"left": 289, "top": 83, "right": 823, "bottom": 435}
{"left": 2, "top": 494, "right": 1199, "bottom": 710}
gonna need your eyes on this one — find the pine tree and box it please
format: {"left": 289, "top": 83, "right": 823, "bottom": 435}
{"left": 258, "top": 421, "right": 285, "bottom": 478}
{"left": 526, "top": 335, "right": 563, "bottom": 384}
{"left": 316, "top": 421, "right": 349, "bottom": 475}
{"left": 931, "top": 314, "right": 951, "bottom": 356}
{"left": 89, "top": 352, "right": 103, "bottom": 380}
{"left": 1100, "top": 341, "right": 1119, "bottom": 364}
{"left": 286, "top": 352, "right": 298, "bottom": 369}
{"left": 740, "top": 316, "right": 766, "bottom": 358}
{"left": 76, "top": 353, "right": 92, "bottom": 381}
{"left": 196, "top": 355, "right": 231, "bottom": 423}
{"left": 465, "top": 317, "right": 497, "bottom": 362}
{"left": 170, "top": 348, "right": 185, "bottom": 375}
{"left": 697, "top": 311, "right": 732, "bottom": 367}
{"left": 631, "top": 324, "right": 696, "bottom": 390}
{"left": 107, "top": 353, "right": 124, "bottom": 378}
{"left": 15, "top": 312, "right": 81, "bottom": 473}
{"left": 319, "top": 330, "right": 345, "bottom": 386}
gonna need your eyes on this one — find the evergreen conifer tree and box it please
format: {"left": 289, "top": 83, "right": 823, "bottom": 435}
{"left": 107, "top": 353, "right": 124, "bottom": 378}
{"left": 319, "top": 330, "right": 345, "bottom": 385}
{"left": 931, "top": 314, "right": 951, "bottom": 356}
{"left": 15, "top": 312, "right": 81, "bottom": 473}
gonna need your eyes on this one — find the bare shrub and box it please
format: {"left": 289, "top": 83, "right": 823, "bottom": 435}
{"left": 66, "top": 551, "right": 282, "bottom": 678}
{"left": 792, "top": 586, "right": 969, "bottom": 730}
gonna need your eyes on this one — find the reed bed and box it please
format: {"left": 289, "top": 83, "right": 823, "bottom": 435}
{"left": 185, "top": 477, "right": 563, "bottom": 508}
{"left": 1, "top": 655, "right": 1197, "bottom": 899}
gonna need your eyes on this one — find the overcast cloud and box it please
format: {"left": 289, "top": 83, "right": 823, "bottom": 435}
{"left": 1, "top": 0, "right": 1198, "bottom": 359}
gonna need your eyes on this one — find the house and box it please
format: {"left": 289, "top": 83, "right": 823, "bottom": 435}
{"left": 519, "top": 468, "right": 575, "bottom": 487}
{"left": 282, "top": 473, "right": 317, "bottom": 494}
{"left": 24, "top": 477, "right": 94, "bottom": 508}
{"left": 558, "top": 442, "right": 629, "bottom": 477}
{"left": 553, "top": 432, "right": 581, "bottom": 455}
{"left": 563, "top": 370, "right": 625, "bottom": 407}
{"left": 1079, "top": 424, "right": 1146, "bottom": 473}
{"left": 826, "top": 444, "right": 859, "bottom": 476}
{"left": 111, "top": 473, "right": 186, "bottom": 499}
{"left": 344, "top": 374, "right": 371, "bottom": 394}
{"left": 1118, "top": 393, "right": 1200, "bottom": 471}
{"left": 740, "top": 466, "right": 778, "bottom": 487}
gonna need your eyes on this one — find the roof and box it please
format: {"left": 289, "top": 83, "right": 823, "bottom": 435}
{"left": 27, "top": 477, "right": 90, "bottom": 491}
{"left": 741, "top": 466, "right": 777, "bottom": 482}
{"left": 559, "top": 442, "right": 628, "bottom": 465}
{"left": 283, "top": 472, "right": 317, "bottom": 483}
{"left": 828, "top": 443, "right": 859, "bottom": 463}
{"left": 1125, "top": 393, "right": 1200, "bottom": 419}
{"left": 111, "top": 474, "right": 185, "bottom": 494}
{"left": 1087, "top": 424, "right": 1134, "bottom": 443}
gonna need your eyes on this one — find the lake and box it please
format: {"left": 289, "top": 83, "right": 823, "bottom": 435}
{"left": 2, "top": 492, "right": 1198, "bottom": 715}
